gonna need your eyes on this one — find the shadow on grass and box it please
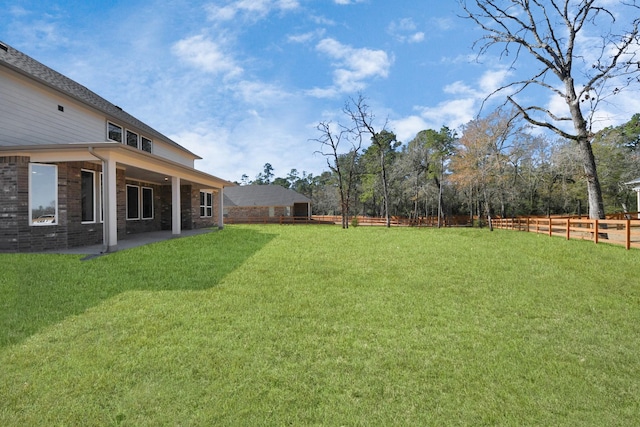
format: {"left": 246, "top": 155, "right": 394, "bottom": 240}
{"left": 0, "top": 226, "right": 276, "bottom": 348}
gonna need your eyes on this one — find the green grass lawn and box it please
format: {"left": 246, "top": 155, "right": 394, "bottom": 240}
{"left": 1, "top": 225, "right": 639, "bottom": 426}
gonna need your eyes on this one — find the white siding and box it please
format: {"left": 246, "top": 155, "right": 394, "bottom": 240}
{"left": 152, "top": 142, "right": 196, "bottom": 167}
{"left": 0, "top": 69, "right": 105, "bottom": 146}
{"left": 1, "top": 67, "right": 199, "bottom": 167}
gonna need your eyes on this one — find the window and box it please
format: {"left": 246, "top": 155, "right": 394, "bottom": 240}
{"left": 81, "top": 170, "right": 95, "bottom": 223}
{"left": 142, "top": 187, "right": 154, "bottom": 219}
{"left": 141, "top": 136, "right": 152, "bottom": 153}
{"left": 126, "top": 130, "right": 139, "bottom": 148}
{"left": 126, "top": 185, "right": 140, "bottom": 219}
{"left": 29, "top": 163, "right": 58, "bottom": 226}
{"left": 127, "top": 185, "right": 154, "bottom": 220}
{"left": 200, "top": 191, "right": 213, "bottom": 217}
{"left": 108, "top": 122, "right": 122, "bottom": 142}
{"left": 107, "top": 122, "right": 152, "bottom": 153}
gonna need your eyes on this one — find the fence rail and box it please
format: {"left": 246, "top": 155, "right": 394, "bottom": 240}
{"left": 225, "top": 215, "right": 471, "bottom": 226}
{"left": 225, "top": 216, "right": 321, "bottom": 225}
{"left": 493, "top": 217, "right": 640, "bottom": 250}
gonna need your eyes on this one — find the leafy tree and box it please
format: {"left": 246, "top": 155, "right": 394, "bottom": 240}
{"left": 254, "top": 163, "right": 275, "bottom": 185}
{"left": 450, "top": 108, "right": 523, "bottom": 228}
{"left": 460, "top": 0, "right": 640, "bottom": 219}
{"left": 592, "top": 117, "right": 640, "bottom": 213}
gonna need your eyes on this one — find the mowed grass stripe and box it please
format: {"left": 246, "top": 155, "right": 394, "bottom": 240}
{"left": 1, "top": 225, "right": 639, "bottom": 425}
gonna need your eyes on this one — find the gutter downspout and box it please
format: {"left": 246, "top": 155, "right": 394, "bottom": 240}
{"left": 88, "top": 147, "right": 111, "bottom": 252}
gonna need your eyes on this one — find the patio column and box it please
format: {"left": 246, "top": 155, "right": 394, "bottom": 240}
{"left": 103, "top": 156, "right": 118, "bottom": 252}
{"left": 172, "top": 176, "right": 181, "bottom": 236}
{"left": 218, "top": 188, "right": 224, "bottom": 229}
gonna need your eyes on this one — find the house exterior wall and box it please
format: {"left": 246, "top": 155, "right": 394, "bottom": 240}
{"left": 190, "top": 188, "right": 221, "bottom": 229}
{"left": 0, "top": 157, "right": 112, "bottom": 251}
{"left": 226, "top": 206, "right": 289, "bottom": 220}
{"left": 0, "top": 155, "right": 220, "bottom": 252}
{"left": 0, "top": 67, "right": 196, "bottom": 167}
{"left": 0, "top": 68, "right": 105, "bottom": 146}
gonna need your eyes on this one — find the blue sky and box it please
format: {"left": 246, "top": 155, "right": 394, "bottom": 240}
{"left": 2, "top": 0, "right": 639, "bottom": 182}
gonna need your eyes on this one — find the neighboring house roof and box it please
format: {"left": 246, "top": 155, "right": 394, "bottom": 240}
{"left": 0, "top": 41, "right": 200, "bottom": 159}
{"left": 626, "top": 177, "right": 640, "bottom": 186}
{"left": 224, "top": 185, "right": 311, "bottom": 207}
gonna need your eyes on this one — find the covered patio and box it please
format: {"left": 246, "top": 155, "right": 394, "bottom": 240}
{"left": 0, "top": 143, "right": 232, "bottom": 253}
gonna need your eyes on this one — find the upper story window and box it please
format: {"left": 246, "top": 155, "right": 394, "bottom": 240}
{"left": 107, "top": 122, "right": 152, "bottom": 153}
{"left": 108, "top": 122, "right": 122, "bottom": 143}
{"left": 141, "top": 136, "right": 152, "bottom": 153}
{"left": 126, "top": 130, "right": 139, "bottom": 148}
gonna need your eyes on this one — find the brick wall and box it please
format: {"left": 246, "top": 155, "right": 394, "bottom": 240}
{"left": 0, "top": 156, "right": 222, "bottom": 252}
{"left": 0, "top": 156, "right": 26, "bottom": 251}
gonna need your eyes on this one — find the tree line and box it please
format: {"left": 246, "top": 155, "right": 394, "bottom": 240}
{"left": 241, "top": 106, "right": 640, "bottom": 226}
{"left": 241, "top": 1, "right": 640, "bottom": 228}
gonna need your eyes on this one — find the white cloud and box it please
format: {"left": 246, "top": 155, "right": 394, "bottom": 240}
{"left": 418, "top": 98, "right": 478, "bottom": 131}
{"left": 205, "top": 0, "right": 300, "bottom": 23}
{"left": 388, "top": 18, "right": 425, "bottom": 44}
{"left": 310, "top": 37, "right": 392, "bottom": 96}
{"left": 172, "top": 35, "right": 243, "bottom": 77}
{"left": 233, "top": 80, "right": 292, "bottom": 105}
{"left": 390, "top": 115, "right": 430, "bottom": 143}
{"left": 287, "top": 29, "right": 325, "bottom": 44}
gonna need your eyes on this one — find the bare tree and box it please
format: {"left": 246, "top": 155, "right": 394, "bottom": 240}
{"left": 313, "top": 111, "right": 363, "bottom": 228}
{"left": 346, "top": 95, "right": 398, "bottom": 227}
{"left": 460, "top": 0, "right": 640, "bottom": 219}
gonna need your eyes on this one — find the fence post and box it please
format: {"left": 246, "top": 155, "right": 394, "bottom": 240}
{"left": 566, "top": 218, "right": 570, "bottom": 240}
{"left": 626, "top": 219, "right": 631, "bottom": 250}
{"left": 594, "top": 220, "right": 599, "bottom": 244}
{"left": 549, "top": 218, "right": 553, "bottom": 237}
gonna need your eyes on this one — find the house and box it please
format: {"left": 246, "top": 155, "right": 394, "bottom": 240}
{"left": 0, "top": 41, "right": 233, "bottom": 253}
{"left": 223, "top": 185, "right": 311, "bottom": 222}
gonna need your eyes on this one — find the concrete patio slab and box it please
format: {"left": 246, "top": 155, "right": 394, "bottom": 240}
{"left": 43, "top": 228, "right": 217, "bottom": 256}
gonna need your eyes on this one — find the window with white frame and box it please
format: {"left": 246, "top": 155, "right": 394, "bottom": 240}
{"left": 107, "top": 122, "right": 123, "bottom": 143}
{"left": 29, "top": 163, "right": 58, "bottom": 226}
{"left": 126, "top": 129, "right": 138, "bottom": 148}
{"left": 81, "top": 169, "right": 96, "bottom": 223}
{"left": 200, "top": 191, "right": 213, "bottom": 217}
{"left": 127, "top": 184, "right": 154, "bottom": 220}
{"left": 126, "top": 185, "right": 140, "bottom": 220}
{"left": 141, "top": 136, "right": 152, "bottom": 153}
{"left": 107, "top": 122, "right": 152, "bottom": 153}
{"left": 142, "top": 187, "right": 154, "bottom": 219}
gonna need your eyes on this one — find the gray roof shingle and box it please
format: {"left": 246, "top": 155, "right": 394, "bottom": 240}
{"left": 0, "top": 41, "right": 198, "bottom": 157}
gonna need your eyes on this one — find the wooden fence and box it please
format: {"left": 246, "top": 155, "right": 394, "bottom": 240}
{"left": 310, "top": 215, "right": 472, "bottom": 227}
{"left": 492, "top": 217, "right": 640, "bottom": 250}
{"left": 225, "top": 215, "right": 471, "bottom": 227}
{"left": 225, "top": 216, "right": 320, "bottom": 225}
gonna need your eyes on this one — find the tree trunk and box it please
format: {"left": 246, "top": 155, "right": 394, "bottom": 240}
{"left": 577, "top": 138, "right": 606, "bottom": 219}
{"left": 566, "top": 77, "right": 606, "bottom": 220}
